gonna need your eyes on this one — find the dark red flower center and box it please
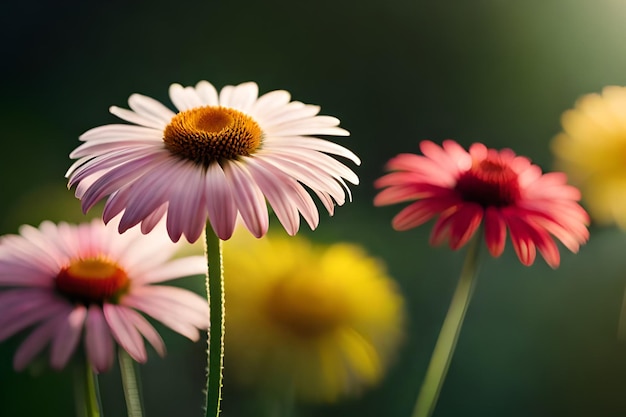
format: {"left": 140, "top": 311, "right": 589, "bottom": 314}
{"left": 55, "top": 257, "right": 130, "bottom": 304}
{"left": 454, "top": 158, "right": 521, "bottom": 207}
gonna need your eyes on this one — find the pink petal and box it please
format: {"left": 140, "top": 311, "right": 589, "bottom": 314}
{"left": 391, "top": 198, "right": 457, "bottom": 231}
{"left": 134, "top": 256, "right": 206, "bottom": 285}
{"left": 253, "top": 158, "right": 320, "bottom": 230}
{"left": 504, "top": 216, "right": 538, "bottom": 267}
{"left": 244, "top": 159, "right": 305, "bottom": 235}
{"left": 419, "top": 140, "right": 460, "bottom": 172}
{"left": 85, "top": 305, "right": 115, "bottom": 373}
{"left": 484, "top": 207, "right": 507, "bottom": 258}
{"left": 374, "top": 181, "right": 453, "bottom": 206}
{"left": 268, "top": 136, "right": 359, "bottom": 164}
{"left": 264, "top": 146, "right": 359, "bottom": 187}
{"left": 13, "top": 315, "right": 66, "bottom": 371}
{"left": 70, "top": 148, "right": 153, "bottom": 185}
{"left": 123, "top": 286, "right": 208, "bottom": 341}
{"left": 0, "top": 290, "right": 69, "bottom": 341}
{"left": 81, "top": 152, "right": 171, "bottom": 212}
{"left": 261, "top": 152, "right": 349, "bottom": 205}
{"left": 122, "top": 308, "right": 167, "bottom": 357}
{"left": 50, "top": 306, "right": 87, "bottom": 370}
{"left": 447, "top": 204, "right": 484, "bottom": 249}
{"left": 103, "top": 304, "right": 147, "bottom": 363}
{"left": 430, "top": 203, "right": 483, "bottom": 250}
{"left": 205, "top": 163, "right": 238, "bottom": 240}
{"left": 0, "top": 261, "right": 54, "bottom": 287}
{"left": 223, "top": 161, "right": 269, "bottom": 238}
{"left": 114, "top": 159, "right": 182, "bottom": 233}
{"left": 140, "top": 204, "right": 169, "bottom": 235}
{"left": 165, "top": 162, "right": 207, "bottom": 243}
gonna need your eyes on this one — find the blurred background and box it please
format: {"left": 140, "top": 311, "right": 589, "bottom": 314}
{"left": 2, "top": 1, "right": 626, "bottom": 416}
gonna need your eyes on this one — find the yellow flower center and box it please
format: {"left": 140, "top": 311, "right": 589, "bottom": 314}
{"left": 55, "top": 257, "right": 130, "bottom": 304}
{"left": 264, "top": 277, "right": 348, "bottom": 338}
{"left": 163, "top": 106, "right": 262, "bottom": 166}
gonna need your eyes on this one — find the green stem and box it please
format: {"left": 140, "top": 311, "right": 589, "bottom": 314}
{"left": 74, "top": 357, "right": 102, "bottom": 417}
{"left": 411, "top": 233, "right": 482, "bottom": 417}
{"left": 118, "top": 349, "right": 144, "bottom": 417}
{"left": 204, "top": 225, "right": 225, "bottom": 417}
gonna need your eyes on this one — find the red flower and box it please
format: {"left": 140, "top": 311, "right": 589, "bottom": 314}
{"left": 374, "top": 140, "right": 589, "bottom": 268}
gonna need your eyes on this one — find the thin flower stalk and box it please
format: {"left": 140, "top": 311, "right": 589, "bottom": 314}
{"left": 205, "top": 225, "right": 225, "bottom": 417}
{"left": 412, "top": 232, "right": 481, "bottom": 417}
{"left": 118, "top": 349, "right": 144, "bottom": 417}
{"left": 74, "top": 357, "right": 102, "bottom": 417}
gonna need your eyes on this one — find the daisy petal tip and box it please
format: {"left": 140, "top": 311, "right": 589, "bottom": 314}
{"left": 215, "top": 227, "right": 234, "bottom": 241}
{"left": 487, "top": 244, "right": 505, "bottom": 259}
{"left": 168, "top": 83, "right": 183, "bottom": 95}
{"left": 167, "top": 229, "right": 183, "bottom": 243}
{"left": 248, "top": 225, "right": 267, "bottom": 239}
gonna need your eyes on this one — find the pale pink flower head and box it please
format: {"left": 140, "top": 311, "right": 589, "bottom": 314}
{"left": 66, "top": 81, "right": 360, "bottom": 243}
{"left": 374, "top": 140, "right": 590, "bottom": 268}
{"left": 0, "top": 216, "right": 208, "bottom": 373}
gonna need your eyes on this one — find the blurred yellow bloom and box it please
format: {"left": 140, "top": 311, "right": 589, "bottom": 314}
{"left": 223, "top": 230, "right": 405, "bottom": 403}
{"left": 552, "top": 86, "right": 626, "bottom": 228}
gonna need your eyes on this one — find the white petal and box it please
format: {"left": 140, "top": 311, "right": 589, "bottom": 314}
{"left": 109, "top": 106, "right": 166, "bottom": 130}
{"left": 195, "top": 81, "right": 219, "bottom": 106}
{"left": 223, "top": 82, "right": 258, "bottom": 112}
{"left": 79, "top": 124, "right": 163, "bottom": 142}
{"left": 169, "top": 83, "right": 202, "bottom": 111}
{"left": 128, "top": 93, "right": 176, "bottom": 123}
{"left": 250, "top": 89, "right": 291, "bottom": 119}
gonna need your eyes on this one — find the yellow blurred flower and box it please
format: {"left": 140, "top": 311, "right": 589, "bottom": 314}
{"left": 223, "top": 230, "right": 405, "bottom": 403}
{"left": 552, "top": 86, "right": 626, "bottom": 228}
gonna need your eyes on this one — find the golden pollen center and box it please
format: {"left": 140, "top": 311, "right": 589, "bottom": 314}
{"left": 264, "top": 277, "right": 348, "bottom": 338}
{"left": 55, "top": 258, "right": 129, "bottom": 304}
{"left": 163, "top": 106, "right": 262, "bottom": 166}
{"left": 454, "top": 158, "right": 521, "bottom": 207}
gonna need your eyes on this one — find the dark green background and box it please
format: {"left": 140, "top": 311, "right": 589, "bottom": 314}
{"left": 2, "top": 1, "right": 626, "bottom": 416}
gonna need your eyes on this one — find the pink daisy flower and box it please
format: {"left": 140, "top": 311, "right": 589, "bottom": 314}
{"left": 374, "top": 140, "right": 590, "bottom": 268}
{"left": 66, "top": 81, "right": 360, "bottom": 242}
{"left": 0, "top": 216, "right": 209, "bottom": 373}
